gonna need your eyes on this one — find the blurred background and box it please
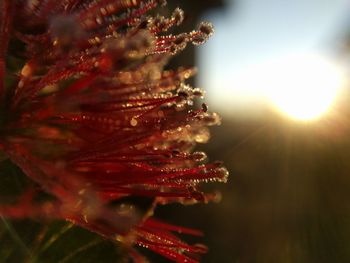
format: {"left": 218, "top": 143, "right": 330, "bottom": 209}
{"left": 157, "top": 0, "right": 350, "bottom": 262}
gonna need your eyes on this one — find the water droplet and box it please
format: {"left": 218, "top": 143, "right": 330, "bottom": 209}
{"left": 192, "top": 151, "right": 207, "bottom": 162}
{"left": 130, "top": 118, "right": 138, "bottom": 126}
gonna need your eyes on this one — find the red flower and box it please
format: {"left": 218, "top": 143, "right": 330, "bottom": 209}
{"left": 0, "top": 0, "right": 228, "bottom": 261}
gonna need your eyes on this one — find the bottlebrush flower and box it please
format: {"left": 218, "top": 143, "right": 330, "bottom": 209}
{"left": 0, "top": 0, "right": 228, "bottom": 262}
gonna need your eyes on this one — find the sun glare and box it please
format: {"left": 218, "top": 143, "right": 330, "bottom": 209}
{"left": 205, "top": 52, "right": 345, "bottom": 119}
{"left": 261, "top": 53, "right": 345, "bottom": 120}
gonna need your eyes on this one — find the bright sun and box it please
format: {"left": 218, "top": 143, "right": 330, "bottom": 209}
{"left": 261, "top": 53, "right": 345, "bottom": 120}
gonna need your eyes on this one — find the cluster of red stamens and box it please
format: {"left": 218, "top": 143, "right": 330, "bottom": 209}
{"left": 0, "top": 0, "right": 227, "bottom": 261}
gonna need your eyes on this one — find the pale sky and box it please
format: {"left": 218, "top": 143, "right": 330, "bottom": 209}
{"left": 199, "top": 0, "right": 350, "bottom": 115}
